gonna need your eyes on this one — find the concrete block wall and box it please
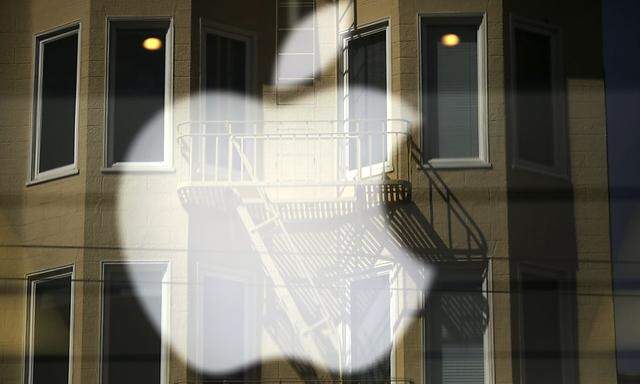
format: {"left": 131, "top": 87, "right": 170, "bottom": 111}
{"left": 0, "top": 0, "right": 91, "bottom": 382}
{"left": 80, "top": 0, "right": 192, "bottom": 382}
{"left": 567, "top": 78, "right": 618, "bottom": 384}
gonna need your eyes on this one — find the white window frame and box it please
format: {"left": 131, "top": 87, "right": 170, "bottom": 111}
{"left": 341, "top": 20, "right": 393, "bottom": 180}
{"left": 344, "top": 263, "right": 396, "bottom": 378}
{"left": 99, "top": 261, "right": 171, "bottom": 384}
{"left": 509, "top": 15, "right": 568, "bottom": 178}
{"left": 421, "top": 262, "right": 495, "bottom": 384}
{"left": 25, "top": 266, "right": 75, "bottom": 384}
{"left": 194, "top": 264, "right": 259, "bottom": 383}
{"left": 28, "top": 23, "right": 81, "bottom": 185}
{"left": 103, "top": 17, "right": 174, "bottom": 173}
{"left": 199, "top": 18, "right": 257, "bottom": 122}
{"left": 418, "top": 13, "right": 490, "bottom": 170}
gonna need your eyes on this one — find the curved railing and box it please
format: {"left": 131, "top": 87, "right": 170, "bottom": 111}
{"left": 176, "top": 119, "right": 412, "bottom": 188}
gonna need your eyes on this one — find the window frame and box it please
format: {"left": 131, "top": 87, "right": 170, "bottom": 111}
{"left": 340, "top": 20, "right": 393, "bottom": 179}
{"left": 194, "top": 264, "right": 260, "bottom": 384}
{"left": 509, "top": 15, "right": 568, "bottom": 178}
{"left": 24, "top": 266, "right": 75, "bottom": 384}
{"left": 28, "top": 23, "right": 81, "bottom": 185}
{"left": 418, "top": 13, "right": 490, "bottom": 169}
{"left": 514, "top": 264, "right": 578, "bottom": 384}
{"left": 99, "top": 261, "right": 171, "bottom": 384}
{"left": 344, "top": 263, "right": 397, "bottom": 379}
{"left": 422, "top": 262, "right": 495, "bottom": 384}
{"left": 103, "top": 17, "right": 174, "bottom": 173}
{"left": 275, "top": 0, "right": 317, "bottom": 104}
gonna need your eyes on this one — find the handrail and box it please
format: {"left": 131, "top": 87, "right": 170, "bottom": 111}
{"left": 174, "top": 379, "right": 414, "bottom": 384}
{"left": 176, "top": 119, "right": 412, "bottom": 188}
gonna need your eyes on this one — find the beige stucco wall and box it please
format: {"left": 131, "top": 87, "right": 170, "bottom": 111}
{"left": 0, "top": 1, "right": 617, "bottom": 384}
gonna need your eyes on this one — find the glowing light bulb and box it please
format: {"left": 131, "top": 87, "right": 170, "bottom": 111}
{"left": 142, "top": 37, "right": 163, "bottom": 51}
{"left": 441, "top": 33, "right": 460, "bottom": 47}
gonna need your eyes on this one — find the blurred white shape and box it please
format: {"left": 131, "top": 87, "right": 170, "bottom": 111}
{"left": 117, "top": 87, "right": 432, "bottom": 376}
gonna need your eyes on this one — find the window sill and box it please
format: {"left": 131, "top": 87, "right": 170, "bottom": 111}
{"left": 421, "top": 159, "right": 492, "bottom": 170}
{"left": 26, "top": 167, "right": 79, "bottom": 187}
{"left": 101, "top": 164, "right": 175, "bottom": 174}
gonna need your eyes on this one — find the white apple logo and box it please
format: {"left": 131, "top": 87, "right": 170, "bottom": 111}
{"left": 117, "top": 3, "right": 434, "bottom": 378}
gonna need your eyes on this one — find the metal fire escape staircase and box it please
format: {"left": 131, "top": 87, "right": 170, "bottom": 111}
{"left": 176, "top": 119, "right": 488, "bottom": 376}
{"left": 230, "top": 144, "right": 338, "bottom": 364}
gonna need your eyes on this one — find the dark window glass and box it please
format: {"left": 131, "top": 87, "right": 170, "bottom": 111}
{"left": 520, "top": 273, "right": 565, "bottom": 384}
{"left": 108, "top": 22, "right": 169, "bottom": 164}
{"left": 350, "top": 275, "right": 391, "bottom": 381}
{"left": 426, "top": 269, "right": 486, "bottom": 384}
{"left": 277, "top": 2, "right": 314, "bottom": 29}
{"left": 514, "top": 29, "right": 555, "bottom": 167}
{"left": 102, "top": 264, "right": 166, "bottom": 384}
{"left": 347, "top": 29, "right": 388, "bottom": 168}
{"left": 36, "top": 30, "right": 78, "bottom": 173}
{"left": 29, "top": 274, "right": 72, "bottom": 384}
{"left": 422, "top": 19, "right": 480, "bottom": 160}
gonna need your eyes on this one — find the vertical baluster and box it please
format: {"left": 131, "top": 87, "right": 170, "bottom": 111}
{"left": 214, "top": 135, "right": 219, "bottom": 182}
{"left": 188, "top": 124, "right": 193, "bottom": 182}
{"left": 240, "top": 136, "right": 245, "bottom": 182}
{"left": 227, "top": 121, "right": 232, "bottom": 182}
{"left": 380, "top": 120, "right": 384, "bottom": 174}
{"left": 368, "top": 128, "right": 372, "bottom": 172}
{"left": 201, "top": 122, "right": 206, "bottom": 182}
{"left": 253, "top": 123, "right": 258, "bottom": 182}
{"left": 356, "top": 121, "right": 362, "bottom": 180}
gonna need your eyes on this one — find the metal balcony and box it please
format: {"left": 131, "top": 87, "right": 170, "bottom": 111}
{"left": 175, "top": 379, "right": 414, "bottom": 384}
{"left": 177, "top": 119, "right": 411, "bottom": 187}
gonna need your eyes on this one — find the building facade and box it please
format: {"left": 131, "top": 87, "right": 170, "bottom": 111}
{"left": 0, "top": 1, "right": 617, "bottom": 384}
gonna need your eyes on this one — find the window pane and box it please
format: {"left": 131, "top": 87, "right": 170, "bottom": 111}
{"left": 520, "top": 273, "right": 564, "bottom": 384}
{"left": 108, "top": 23, "right": 168, "bottom": 163}
{"left": 514, "top": 29, "right": 555, "bottom": 167}
{"left": 102, "top": 264, "right": 165, "bottom": 384}
{"left": 201, "top": 276, "right": 246, "bottom": 381}
{"left": 38, "top": 32, "right": 78, "bottom": 173}
{"left": 31, "top": 275, "right": 72, "bottom": 384}
{"left": 350, "top": 276, "right": 391, "bottom": 381}
{"left": 277, "top": 1, "right": 315, "bottom": 84}
{"left": 427, "top": 269, "right": 486, "bottom": 384}
{"left": 278, "top": 3, "right": 314, "bottom": 29}
{"left": 347, "top": 29, "right": 388, "bottom": 168}
{"left": 277, "top": 54, "right": 314, "bottom": 80}
{"left": 422, "top": 21, "right": 480, "bottom": 159}
{"left": 278, "top": 30, "right": 314, "bottom": 54}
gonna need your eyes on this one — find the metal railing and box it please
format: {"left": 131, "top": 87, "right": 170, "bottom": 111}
{"left": 176, "top": 119, "right": 412, "bottom": 188}
{"left": 175, "top": 379, "right": 414, "bottom": 384}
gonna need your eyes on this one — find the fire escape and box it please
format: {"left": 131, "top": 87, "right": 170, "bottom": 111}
{"left": 176, "top": 119, "right": 487, "bottom": 381}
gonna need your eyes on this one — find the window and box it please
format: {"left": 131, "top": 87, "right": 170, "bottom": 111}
{"left": 106, "top": 19, "right": 172, "bottom": 170}
{"left": 198, "top": 274, "right": 252, "bottom": 382}
{"left": 420, "top": 16, "right": 488, "bottom": 167}
{"left": 30, "top": 25, "right": 80, "bottom": 183}
{"left": 101, "top": 263, "right": 169, "bottom": 384}
{"left": 349, "top": 275, "right": 391, "bottom": 381}
{"left": 518, "top": 270, "right": 577, "bottom": 384}
{"left": 424, "top": 267, "right": 489, "bottom": 384}
{"left": 342, "top": 23, "right": 390, "bottom": 175}
{"left": 510, "top": 17, "right": 567, "bottom": 176}
{"left": 26, "top": 267, "right": 73, "bottom": 384}
{"left": 276, "top": 0, "right": 316, "bottom": 104}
